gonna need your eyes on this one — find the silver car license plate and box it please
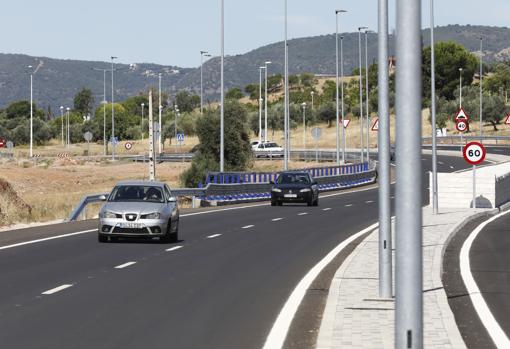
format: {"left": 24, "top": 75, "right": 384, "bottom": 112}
{"left": 119, "top": 223, "right": 144, "bottom": 229}
{"left": 284, "top": 194, "right": 297, "bottom": 198}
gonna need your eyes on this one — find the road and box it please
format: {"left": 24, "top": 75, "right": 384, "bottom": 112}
{"left": 0, "top": 154, "right": 474, "bottom": 349}
{"left": 469, "top": 212, "right": 510, "bottom": 341}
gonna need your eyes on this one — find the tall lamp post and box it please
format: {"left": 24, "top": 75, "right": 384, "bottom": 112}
{"left": 310, "top": 91, "right": 314, "bottom": 111}
{"left": 283, "top": 0, "right": 289, "bottom": 170}
{"left": 358, "top": 26, "right": 368, "bottom": 163}
{"left": 92, "top": 67, "right": 109, "bottom": 156}
{"left": 200, "top": 51, "right": 211, "bottom": 114}
{"left": 220, "top": 0, "right": 225, "bottom": 172}
{"left": 336, "top": 10, "right": 347, "bottom": 166}
{"left": 302, "top": 102, "right": 307, "bottom": 152}
{"left": 430, "top": 0, "right": 439, "bottom": 214}
{"left": 459, "top": 67, "right": 463, "bottom": 108}
{"left": 158, "top": 73, "right": 163, "bottom": 154}
{"left": 341, "top": 35, "right": 346, "bottom": 163}
{"left": 479, "top": 37, "right": 483, "bottom": 143}
{"left": 60, "top": 106, "right": 64, "bottom": 146}
{"left": 28, "top": 65, "right": 34, "bottom": 157}
{"left": 111, "top": 56, "right": 118, "bottom": 160}
{"left": 365, "top": 29, "right": 372, "bottom": 162}
{"left": 66, "top": 107, "right": 71, "bottom": 148}
{"left": 264, "top": 61, "right": 271, "bottom": 142}
{"left": 259, "top": 66, "right": 265, "bottom": 143}
{"left": 141, "top": 103, "right": 145, "bottom": 142}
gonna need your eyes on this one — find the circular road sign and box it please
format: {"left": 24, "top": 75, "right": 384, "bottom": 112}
{"left": 83, "top": 131, "right": 93, "bottom": 142}
{"left": 456, "top": 120, "right": 468, "bottom": 133}
{"left": 311, "top": 127, "right": 322, "bottom": 140}
{"left": 125, "top": 142, "right": 133, "bottom": 151}
{"left": 463, "top": 141, "right": 486, "bottom": 165}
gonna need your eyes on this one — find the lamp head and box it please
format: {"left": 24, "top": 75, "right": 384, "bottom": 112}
{"left": 335, "top": 10, "right": 347, "bottom": 14}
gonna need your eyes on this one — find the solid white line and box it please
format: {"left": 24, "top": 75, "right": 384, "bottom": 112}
{"left": 322, "top": 208, "right": 332, "bottom": 211}
{"left": 297, "top": 213, "right": 308, "bottom": 216}
{"left": 345, "top": 204, "right": 353, "bottom": 207}
{"left": 0, "top": 229, "right": 97, "bottom": 251}
{"left": 165, "top": 245, "right": 183, "bottom": 252}
{"left": 115, "top": 261, "right": 137, "bottom": 269}
{"left": 262, "top": 222, "right": 379, "bottom": 349}
{"left": 42, "top": 284, "right": 73, "bottom": 295}
{"left": 460, "top": 210, "right": 510, "bottom": 349}
{"left": 206, "top": 234, "right": 222, "bottom": 239}
{"left": 272, "top": 218, "right": 283, "bottom": 221}
{"left": 242, "top": 225, "right": 255, "bottom": 229}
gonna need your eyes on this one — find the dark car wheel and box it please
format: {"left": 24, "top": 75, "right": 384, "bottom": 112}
{"left": 271, "top": 200, "right": 276, "bottom": 206}
{"left": 307, "top": 198, "right": 313, "bottom": 206}
{"left": 98, "top": 234, "right": 108, "bottom": 243}
{"left": 313, "top": 197, "right": 319, "bottom": 206}
{"left": 161, "top": 220, "right": 178, "bottom": 243}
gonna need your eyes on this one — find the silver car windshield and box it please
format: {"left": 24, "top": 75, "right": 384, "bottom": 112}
{"left": 109, "top": 185, "right": 165, "bottom": 203}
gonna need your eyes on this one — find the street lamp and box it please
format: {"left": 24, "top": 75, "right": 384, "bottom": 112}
{"left": 365, "top": 29, "right": 372, "bottom": 162}
{"left": 480, "top": 37, "right": 484, "bottom": 143}
{"left": 66, "top": 107, "right": 71, "bottom": 148}
{"left": 60, "top": 106, "right": 64, "bottom": 146}
{"left": 283, "top": 0, "right": 289, "bottom": 170}
{"left": 92, "top": 67, "right": 110, "bottom": 156}
{"left": 358, "top": 26, "right": 368, "bottom": 163}
{"left": 459, "top": 67, "right": 463, "bottom": 108}
{"left": 264, "top": 61, "right": 271, "bottom": 142}
{"left": 174, "top": 104, "right": 179, "bottom": 146}
{"left": 302, "top": 102, "right": 307, "bottom": 152}
{"left": 310, "top": 91, "right": 314, "bottom": 111}
{"left": 28, "top": 65, "right": 35, "bottom": 157}
{"left": 220, "top": 0, "right": 225, "bottom": 172}
{"left": 341, "top": 35, "right": 346, "bottom": 163}
{"left": 336, "top": 10, "right": 347, "bottom": 165}
{"left": 200, "top": 51, "right": 211, "bottom": 114}
{"left": 158, "top": 73, "right": 162, "bottom": 154}
{"left": 259, "top": 66, "right": 265, "bottom": 143}
{"left": 141, "top": 103, "right": 145, "bottom": 142}
{"left": 111, "top": 56, "right": 118, "bottom": 160}
{"left": 430, "top": 0, "right": 439, "bottom": 214}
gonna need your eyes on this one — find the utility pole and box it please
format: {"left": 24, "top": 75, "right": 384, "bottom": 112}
{"left": 111, "top": 56, "right": 117, "bottom": 161}
{"left": 395, "top": 0, "right": 423, "bottom": 347}
{"left": 480, "top": 37, "right": 484, "bottom": 143}
{"left": 283, "top": 0, "right": 289, "bottom": 170}
{"left": 141, "top": 103, "right": 145, "bottom": 142}
{"left": 259, "top": 66, "right": 264, "bottom": 144}
{"left": 341, "top": 35, "right": 346, "bottom": 163}
{"left": 60, "top": 106, "right": 64, "bottom": 146}
{"left": 264, "top": 61, "right": 271, "bottom": 143}
{"left": 148, "top": 90, "right": 156, "bottom": 181}
{"left": 365, "top": 30, "right": 371, "bottom": 162}
{"left": 378, "top": 0, "right": 392, "bottom": 299}
{"left": 358, "top": 27, "right": 367, "bottom": 163}
{"left": 200, "top": 51, "right": 210, "bottom": 114}
{"left": 158, "top": 73, "right": 162, "bottom": 154}
{"left": 430, "top": 0, "right": 439, "bottom": 214}
{"left": 335, "top": 10, "right": 347, "bottom": 166}
{"left": 220, "top": 0, "right": 225, "bottom": 172}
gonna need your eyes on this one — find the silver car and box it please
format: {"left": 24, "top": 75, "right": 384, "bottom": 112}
{"left": 98, "top": 181, "right": 179, "bottom": 243}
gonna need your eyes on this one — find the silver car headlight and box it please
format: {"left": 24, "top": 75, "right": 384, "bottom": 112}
{"left": 272, "top": 188, "right": 282, "bottom": 193}
{"left": 101, "top": 211, "right": 117, "bottom": 219}
{"left": 142, "top": 212, "right": 161, "bottom": 219}
{"left": 300, "top": 188, "right": 311, "bottom": 193}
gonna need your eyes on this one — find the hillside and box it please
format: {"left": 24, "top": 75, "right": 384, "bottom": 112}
{"left": 0, "top": 25, "right": 509, "bottom": 113}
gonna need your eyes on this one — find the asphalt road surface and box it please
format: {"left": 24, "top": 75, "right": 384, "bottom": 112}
{"left": 0, "top": 154, "right": 473, "bottom": 349}
{"left": 469, "top": 212, "right": 510, "bottom": 340}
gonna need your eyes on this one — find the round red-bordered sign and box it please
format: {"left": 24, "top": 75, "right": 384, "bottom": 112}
{"left": 463, "top": 141, "right": 486, "bottom": 165}
{"left": 124, "top": 142, "right": 133, "bottom": 151}
{"left": 456, "top": 120, "right": 468, "bottom": 133}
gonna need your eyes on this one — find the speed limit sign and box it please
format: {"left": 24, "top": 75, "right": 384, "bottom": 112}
{"left": 463, "top": 141, "right": 486, "bottom": 165}
{"left": 456, "top": 120, "right": 468, "bottom": 133}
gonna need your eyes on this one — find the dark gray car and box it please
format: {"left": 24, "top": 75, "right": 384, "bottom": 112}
{"left": 98, "top": 181, "right": 179, "bottom": 243}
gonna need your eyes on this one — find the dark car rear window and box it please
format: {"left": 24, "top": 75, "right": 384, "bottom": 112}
{"left": 277, "top": 173, "right": 311, "bottom": 184}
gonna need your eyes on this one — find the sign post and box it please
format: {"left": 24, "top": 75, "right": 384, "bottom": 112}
{"left": 148, "top": 91, "right": 156, "bottom": 181}
{"left": 311, "top": 127, "right": 322, "bottom": 163}
{"left": 455, "top": 108, "right": 469, "bottom": 145}
{"left": 462, "top": 141, "right": 486, "bottom": 209}
{"left": 83, "top": 131, "right": 93, "bottom": 159}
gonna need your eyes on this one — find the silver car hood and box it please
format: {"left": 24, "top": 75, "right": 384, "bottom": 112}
{"left": 102, "top": 201, "right": 166, "bottom": 214}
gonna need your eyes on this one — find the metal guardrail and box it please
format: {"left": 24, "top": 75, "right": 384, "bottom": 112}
{"left": 422, "top": 135, "right": 510, "bottom": 144}
{"left": 68, "top": 193, "right": 109, "bottom": 222}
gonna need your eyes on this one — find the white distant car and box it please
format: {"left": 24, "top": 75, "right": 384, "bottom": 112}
{"left": 254, "top": 142, "right": 284, "bottom": 158}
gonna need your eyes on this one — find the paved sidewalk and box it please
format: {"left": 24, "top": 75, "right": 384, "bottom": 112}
{"left": 316, "top": 207, "right": 493, "bottom": 349}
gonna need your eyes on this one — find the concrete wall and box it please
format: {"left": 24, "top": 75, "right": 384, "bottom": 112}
{"left": 431, "top": 161, "right": 510, "bottom": 209}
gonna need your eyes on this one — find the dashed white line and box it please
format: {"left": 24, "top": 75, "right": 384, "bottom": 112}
{"left": 345, "top": 204, "right": 353, "bottom": 207}
{"left": 322, "top": 208, "right": 332, "bottom": 211}
{"left": 206, "top": 234, "right": 222, "bottom": 239}
{"left": 365, "top": 200, "right": 374, "bottom": 204}
{"left": 297, "top": 213, "right": 308, "bottom": 216}
{"left": 438, "top": 161, "right": 444, "bottom": 165}
{"left": 272, "top": 218, "right": 283, "bottom": 222}
{"left": 449, "top": 166, "right": 455, "bottom": 169}
{"left": 115, "top": 261, "right": 137, "bottom": 269}
{"left": 42, "top": 284, "right": 73, "bottom": 295}
{"left": 242, "top": 225, "right": 255, "bottom": 229}
{"left": 165, "top": 245, "right": 183, "bottom": 252}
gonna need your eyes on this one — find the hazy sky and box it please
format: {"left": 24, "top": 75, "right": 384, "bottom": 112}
{"left": 2, "top": 0, "right": 508, "bottom": 68}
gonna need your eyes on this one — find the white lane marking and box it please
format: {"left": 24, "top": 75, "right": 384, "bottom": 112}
{"left": 42, "top": 284, "right": 73, "bottom": 295}
{"left": 390, "top": 196, "right": 395, "bottom": 199}
{"left": 262, "top": 222, "right": 379, "bottom": 349}
{"left": 365, "top": 200, "right": 374, "bottom": 204}
{"left": 422, "top": 158, "right": 427, "bottom": 161}
{"left": 242, "top": 225, "right": 255, "bottom": 229}
{"left": 460, "top": 209, "right": 510, "bottom": 348}
{"left": 297, "top": 213, "right": 308, "bottom": 216}
{"left": 165, "top": 245, "right": 183, "bottom": 252}
{"left": 345, "top": 204, "right": 353, "bottom": 207}
{"left": 272, "top": 218, "right": 283, "bottom": 221}
{"left": 438, "top": 161, "right": 444, "bottom": 165}
{"left": 115, "top": 261, "right": 137, "bottom": 269}
{"left": 322, "top": 208, "right": 332, "bottom": 211}
{"left": 0, "top": 229, "right": 97, "bottom": 251}
{"left": 206, "top": 234, "right": 222, "bottom": 239}
{"left": 449, "top": 166, "right": 455, "bottom": 169}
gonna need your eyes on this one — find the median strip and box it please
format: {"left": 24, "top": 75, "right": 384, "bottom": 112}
{"left": 115, "top": 261, "right": 137, "bottom": 269}
{"left": 42, "top": 284, "right": 73, "bottom": 295}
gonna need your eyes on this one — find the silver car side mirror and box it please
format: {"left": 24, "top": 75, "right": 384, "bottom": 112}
{"left": 99, "top": 195, "right": 107, "bottom": 201}
{"left": 168, "top": 196, "right": 177, "bottom": 203}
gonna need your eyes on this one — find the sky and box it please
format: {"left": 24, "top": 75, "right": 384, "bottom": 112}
{"left": 2, "top": 0, "right": 509, "bottom": 68}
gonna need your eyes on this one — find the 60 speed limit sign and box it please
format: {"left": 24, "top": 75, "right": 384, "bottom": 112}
{"left": 463, "top": 141, "right": 486, "bottom": 165}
